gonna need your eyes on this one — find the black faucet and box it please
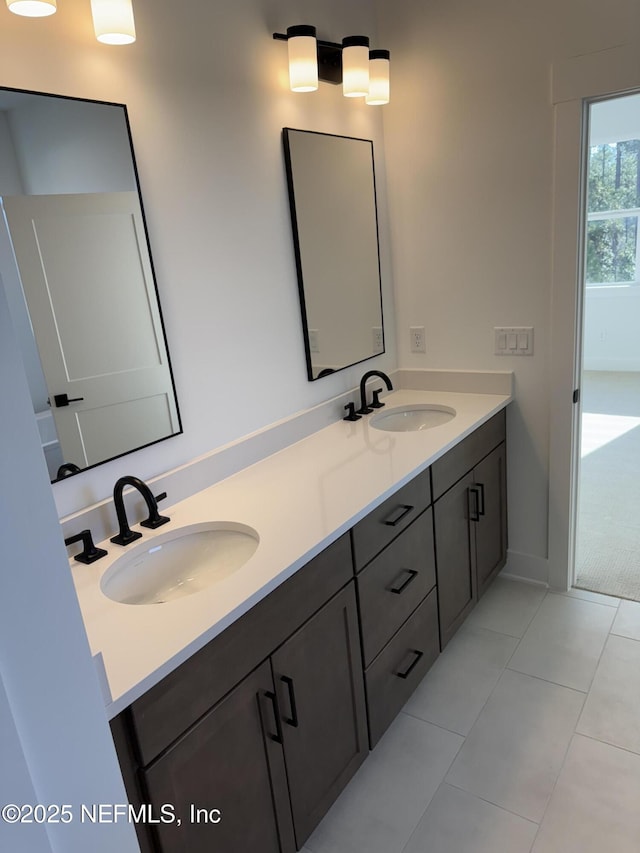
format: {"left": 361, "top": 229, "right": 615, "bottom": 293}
{"left": 110, "top": 475, "right": 170, "bottom": 546}
{"left": 358, "top": 370, "right": 393, "bottom": 415}
{"left": 64, "top": 529, "right": 107, "bottom": 564}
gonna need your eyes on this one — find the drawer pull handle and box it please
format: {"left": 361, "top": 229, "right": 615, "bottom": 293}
{"left": 383, "top": 504, "right": 414, "bottom": 527}
{"left": 264, "top": 690, "right": 284, "bottom": 744}
{"left": 389, "top": 569, "right": 419, "bottom": 594}
{"left": 281, "top": 676, "right": 299, "bottom": 728}
{"left": 396, "top": 649, "right": 424, "bottom": 679}
{"left": 477, "top": 482, "right": 486, "bottom": 516}
{"left": 467, "top": 486, "right": 481, "bottom": 522}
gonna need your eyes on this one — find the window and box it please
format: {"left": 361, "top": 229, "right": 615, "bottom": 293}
{"left": 586, "top": 140, "right": 640, "bottom": 286}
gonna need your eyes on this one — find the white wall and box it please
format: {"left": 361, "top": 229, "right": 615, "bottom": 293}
{"left": 375, "top": 0, "right": 640, "bottom": 583}
{"left": 0, "top": 0, "right": 396, "bottom": 520}
{"left": 584, "top": 286, "right": 640, "bottom": 371}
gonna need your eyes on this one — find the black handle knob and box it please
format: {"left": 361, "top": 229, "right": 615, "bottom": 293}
{"left": 370, "top": 388, "right": 385, "bottom": 408}
{"left": 396, "top": 649, "right": 424, "bottom": 680}
{"left": 281, "top": 676, "right": 299, "bottom": 728}
{"left": 468, "top": 486, "right": 481, "bottom": 522}
{"left": 263, "top": 691, "right": 284, "bottom": 744}
{"left": 343, "top": 402, "right": 362, "bottom": 422}
{"left": 64, "top": 529, "right": 107, "bottom": 564}
{"left": 383, "top": 504, "right": 414, "bottom": 527}
{"left": 389, "top": 569, "right": 419, "bottom": 594}
{"left": 53, "top": 393, "right": 85, "bottom": 408}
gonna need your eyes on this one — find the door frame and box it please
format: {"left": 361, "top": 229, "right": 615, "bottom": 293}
{"left": 548, "top": 42, "right": 640, "bottom": 590}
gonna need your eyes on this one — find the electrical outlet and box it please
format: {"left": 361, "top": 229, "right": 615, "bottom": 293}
{"left": 309, "top": 329, "right": 320, "bottom": 353}
{"left": 372, "top": 327, "right": 384, "bottom": 353}
{"left": 410, "top": 326, "right": 426, "bottom": 353}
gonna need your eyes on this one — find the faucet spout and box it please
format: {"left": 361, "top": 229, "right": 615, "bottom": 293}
{"left": 110, "top": 475, "right": 170, "bottom": 546}
{"left": 358, "top": 370, "right": 393, "bottom": 415}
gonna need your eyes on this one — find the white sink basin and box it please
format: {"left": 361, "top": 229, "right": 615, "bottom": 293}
{"left": 100, "top": 522, "right": 259, "bottom": 605}
{"left": 371, "top": 404, "right": 456, "bottom": 432}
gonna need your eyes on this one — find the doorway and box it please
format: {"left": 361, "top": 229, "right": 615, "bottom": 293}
{"left": 574, "top": 93, "right": 640, "bottom": 601}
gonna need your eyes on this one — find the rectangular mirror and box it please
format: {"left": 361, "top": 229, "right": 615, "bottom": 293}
{"left": 283, "top": 128, "right": 385, "bottom": 380}
{"left": 0, "top": 87, "right": 182, "bottom": 483}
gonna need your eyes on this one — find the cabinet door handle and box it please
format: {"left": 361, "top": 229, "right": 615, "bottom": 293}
{"left": 477, "top": 482, "right": 486, "bottom": 516}
{"left": 467, "top": 486, "right": 481, "bottom": 522}
{"left": 263, "top": 690, "right": 284, "bottom": 744}
{"left": 396, "top": 649, "right": 424, "bottom": 679}
{"left": 389, "top": 568, "right": 419, "bottom": 594}
{"left": 281, "top": 676, "right": 299, "bottom": 728}
{"left": 383, "top": 504, "right": 414, "bottom": 527}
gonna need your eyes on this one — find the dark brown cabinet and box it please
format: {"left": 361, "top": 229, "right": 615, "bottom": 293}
{"left": 110, "top": 409, "right": 509, "bottom": 852}
{"left": 112, "top": 539, "right": 367, "bottom": 853}
{"left": 474, "top": 442, "right": 508, "bottom": 597}
{"left": 355, "top": 495, "right": 440, "bottom": 748}
{"left": 432, "top": 411, "right": 507, "bottom": 648}
{"left": 272, "top": 584, "right": 367, "bottom": 845}
{"left": 142, "top": 661, "right": 295, "bottom": 853}
{"left": 433, "top": 471, "right": 477, "bottom": 647}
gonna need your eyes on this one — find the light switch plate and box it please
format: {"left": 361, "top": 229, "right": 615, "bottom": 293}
{"left": 494, "top": 326, "right": 534, "bottom": 356}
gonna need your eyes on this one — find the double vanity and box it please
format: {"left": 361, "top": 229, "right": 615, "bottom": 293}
{"left": 67, "top": 384, "right": 510, "bottom": 853}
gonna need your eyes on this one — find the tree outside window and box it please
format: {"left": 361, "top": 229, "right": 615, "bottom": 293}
{"left": 586, "top": 139, "right": 640, "bottom": 285}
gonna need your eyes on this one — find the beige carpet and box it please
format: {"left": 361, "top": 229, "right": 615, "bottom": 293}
{"left": 575, "top": 371, "right": 640, "bottom": 602}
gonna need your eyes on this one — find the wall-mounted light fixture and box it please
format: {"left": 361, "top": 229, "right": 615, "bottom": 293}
{"left": 6, "top": 0, "right": 136, "bottom": 44}
{"left": 273, "top": 25, "right": 390, "bottom": 105}
{"left": 6, "top": 0, "right": 56, "bottom": 16}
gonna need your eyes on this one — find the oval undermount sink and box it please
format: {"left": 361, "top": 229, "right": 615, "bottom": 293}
{"left": 371, "top": 404, "right": 456, "bottom": 432}
{"left": 100, "top": 522, "right": 259, "bottom": 605}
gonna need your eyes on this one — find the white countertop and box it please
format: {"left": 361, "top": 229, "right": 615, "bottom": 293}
{"left": 69, "top": 389, "right": 511, "bottom": 718}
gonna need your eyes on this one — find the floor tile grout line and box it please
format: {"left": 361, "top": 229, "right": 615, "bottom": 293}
{"left": 574, "top": 729, "right": 640, "bottom": 759}
{"left": 399, "top": 707, "right": 469, "bottom": 738}
{"left": 439, "top": 779, "right": 542, "bottom": 827}
{"left": 503, "top": 664, "right": 590, "bottom": 695}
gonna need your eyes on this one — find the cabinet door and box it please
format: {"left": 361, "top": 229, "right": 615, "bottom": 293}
{"left": 474, "top": 442, "right": 507, "bottom": 597}
{"left": 433, "top": 471, "right": 477, "bottom": 649}
{"left": 272, "top": 583, "right": 368, "bottom": 848}
{"left": 143, "top": 661, "right": 295, "bottom": 853}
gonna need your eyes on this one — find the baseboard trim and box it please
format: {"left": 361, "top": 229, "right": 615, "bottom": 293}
{"left": 500, "top": 550, "right": 549, "bottom": 586}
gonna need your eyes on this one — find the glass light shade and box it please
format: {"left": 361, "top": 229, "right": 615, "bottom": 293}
{"left": 6, "top": 0, "right": 56, "bottom": 16}
{"left": 342, "top": 36, "right": 369, "bottom": 98}
{"left": 91, "top": 0, "right": 136, "bottom": 45}
{"left": 287, "top": 25, "right": 318, "bottom": 92}
{"left": 366, "top": 50, "right": 390, "bottom": 106}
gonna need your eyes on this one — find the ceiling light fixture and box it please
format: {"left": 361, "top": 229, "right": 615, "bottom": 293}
{"left": 273, "top": 26, "right": 390, "bottom": 105}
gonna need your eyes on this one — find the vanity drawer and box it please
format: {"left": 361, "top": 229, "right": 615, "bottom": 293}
{"left": 431, "top": 410, "right": 505, "bottom": 501}
{"left": 358, "top": 509, "right": 436, "bottom": 667}
{"left": 130, "top": 534, "right": 353, "bottom": 766}
{"left": 365, "top": 587, "right": 439, "bottom": 748}
{"left": 351, "top": 468, "right": 431, "bottom": 572}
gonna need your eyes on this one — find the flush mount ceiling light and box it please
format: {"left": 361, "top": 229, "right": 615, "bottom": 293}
{"left": 6, "top": 0, "right": 135, "bottom": 43}
{"left": 273, "top": 26, "right": 390, "bottom": 105}
{"left": 6, "top": 0, "right": 56, "bottom": 16}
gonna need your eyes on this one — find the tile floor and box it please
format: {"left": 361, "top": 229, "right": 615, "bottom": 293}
{"left": 303, "top": 576, "right": 640, "bottom": 853}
